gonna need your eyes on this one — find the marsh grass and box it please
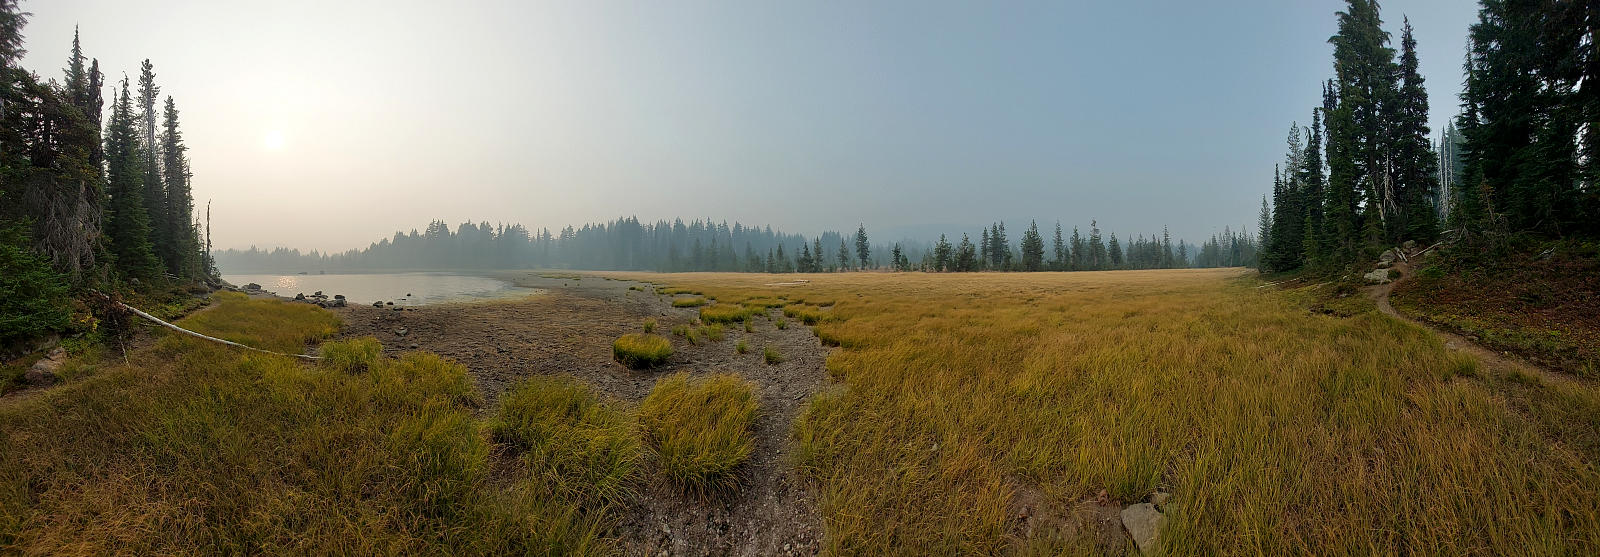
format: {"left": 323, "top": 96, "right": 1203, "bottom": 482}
{"left": 763, "top": 345, "right": 783, "bottom": 365}
{"left": 782, "top": 305, "right": 827, "bottom": 325}
{"left": 489, "top": 375, "right": 640, "bottom": 506}
{"left": 612, "top": 333, "right": 673, "bottom": 369}
{"left": 0, "top": 293, "right": 623, "bottom": 555}
{"left": 736, "top": 340, "right": 749, "bottom": 354}
{"left": 671, "top": 296, "right": 707, "bottom": 308}
{"left": 774, "top": 317, "right": 788, "bottom": 330}
{"left": 700, "top": 304, "right": 756, "bottom": 324}
{"left": 638, "top": 373, "right": 759, "bottom": 497}
{"left": 701, "top": 324, "right": 725, "bottom": 342}
{"left": 642, "top": 318, "right": 656, "bottom": 333}
{"left": 605, "top": 269, "right": 1600, "bottom": 555}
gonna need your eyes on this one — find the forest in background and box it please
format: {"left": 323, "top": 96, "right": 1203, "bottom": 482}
{"left": 213, "top": 217, "right": 1258, "bottom": 274}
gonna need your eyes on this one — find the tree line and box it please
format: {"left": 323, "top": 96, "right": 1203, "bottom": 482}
{"left": 2, "top": 3, "right": 209, "bottom": 345}
{"left": 1259, "top": 0, "right": 1598, "bottom": 273}
{"left": 215, "top": 216, "right": 1256, "bottom": 274}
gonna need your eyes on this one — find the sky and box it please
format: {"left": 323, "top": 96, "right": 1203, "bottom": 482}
{"left": 16, "top": 0, "right": 1482, "bottom": 253}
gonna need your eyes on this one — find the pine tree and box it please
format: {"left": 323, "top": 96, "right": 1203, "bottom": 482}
{"left": 136, "top": 59, "right": 168, "bottom": 271}
{"left": 1108, "top": 233, "right": 1123, "bottom": 268}
{"left": 1050, "top": 221, "right": 1065, "bottom": 270}
{"left": 1088, "top": 220, "right": 1106, "bottom": 270}
{"left": 1019, "top": 220, "right": 1045, "bottom": 271}
{"left": 1390, "top": 18, "right": 1439, "bottom": 243}
{"left": 837, "top": 238, "right": 850, "bottom": 271}
{"left": 1069, "top": 226, "right": 1084, "bottom": 270}
{"left": 160, "top": 95, "right": 199, "bottom": 278}
{"left": 854, "top": 224, "right": 870, "bottom": 269}
{"left": 956, "top": 233, "right": 977, "bottom": 272}
{"left": 1300, "top": 108, "right": 1326, "bottom": 265}
{"left": 104, "top": 77, "right": 161, "bottom": 280}
{"left": 890, "top": 243, "right": 904, "bottom": 271}
{"left": 933, "top": 234, "right": 952, "bottom": 272}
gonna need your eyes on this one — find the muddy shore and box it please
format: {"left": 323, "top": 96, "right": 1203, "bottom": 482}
{"left": 330, "top": 271, "right": 829, "bottom": 556}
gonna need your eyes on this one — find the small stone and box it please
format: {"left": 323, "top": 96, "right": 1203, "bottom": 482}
{"left": 373, "top": 301, "right": 385, "bottom": 308}
{"left": 1120, "top": 503, "right": 1166, "bottom": 555}
{"left": 294, "top": 293, "right": 306, "bottom": 300}
{"left": 409, "top": 343, "right": 420, "bottom": 349}
{"left": 386, "top": 301, "right": 394, "bottom": 306}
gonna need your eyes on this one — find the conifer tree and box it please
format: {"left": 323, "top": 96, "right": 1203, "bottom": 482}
{"left": 955, "top": 233, "right": 977, "bottom": 272}
{"left": 1050, "top": 221, "right": 1065, "bottom": 270}
{"left": 837, "top": 238, "right": 850, "bottom": 271}
{"left": 136, "top": 59, "right": 168, "bottom": 269}
{"left": 933, "top": 234, "right": 952, "bottom": 272}
{"left": 854, "top": 224, "right": 870, "bottom": 269}
{"left": 104, "top": 77, "right": 160, "bottom": 280}
{"left": 1390, "top": 18, "right": 1438, "bottom": 243}
{"left": 1088, "top": 220, "right": 1106, "bottom": 270}
{"left": 1019, "top": 220, "right": 1044, "bottom": 271}
{"left": 1069, "top": 226, "right": 1084, "bottom": 270}
{"left": 160, "top": 95, "right": 199, "bottom": 278}
{"left": 1108, "top": 233, "right": 1123, "bottom": 268}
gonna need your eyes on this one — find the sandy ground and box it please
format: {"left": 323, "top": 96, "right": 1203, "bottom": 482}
{"left": 331, "top": 272, "right": 828, "bottom": 556}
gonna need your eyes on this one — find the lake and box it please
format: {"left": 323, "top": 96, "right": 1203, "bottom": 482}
{"left": 222, "top": 272, "right": 540, "bottom": 306}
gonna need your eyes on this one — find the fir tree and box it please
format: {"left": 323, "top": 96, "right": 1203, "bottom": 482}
{"left": 1390, "top": 18, "right": 1438, "bottom": 243}
{"left": 1019, "top": 220, "right": 1044, "bottom": 271}
{"left": 933, "top": 234, "right": 952, "bottom": 272}
{"left": 160, "top": 95, "right": 199, "bottom": 278}
{"left": 854, "top": 224, "right": 870, "bottom": 269}
{"left": 955, "top": 233, "right": 977, "bottom": 272}
{"left": 836, "top": 238, "right": 850, "bottom": 271}
{"left": 104, "top": 77, "right": 160, "bottom": 280}
{"left": 1050, "top": 221, "right": 1065, "bottom": 270}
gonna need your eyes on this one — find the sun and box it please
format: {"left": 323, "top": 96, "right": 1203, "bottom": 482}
{"left": 262, "top": 129, "right": 286, "bottom": 150}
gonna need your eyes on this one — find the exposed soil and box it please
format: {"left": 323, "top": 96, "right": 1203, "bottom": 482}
{"left": 330, "top": 272, "right": 829, "bottom": 556}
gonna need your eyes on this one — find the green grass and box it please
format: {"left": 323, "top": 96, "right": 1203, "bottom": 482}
{"left": 638, "top": 373, "right": 759, "bottom": 496}
{"left": 489, "top": 375, "right": 640, "bottom": 506}
{"left": 736, "top": 340, "right": 749, "bottom": 354}
{"left": 642, "top": 318, "right": 656, "bottom": 333}
{"left": 763, "top": 345, "right": 784, "bottom": 365}
{"left": 612, "top": 333, "right": 673, "bottom": 369}
{"left": 782, "top": 305, "right": 825, "bottom": 325}
{"left": 700, "top": 324, "right": 725, "bottom": 342}
{"left": 744, "top": 320, "right": 755, "bottom": 333}
{"left": 0, "top": 293, "right": 625, "bottom": 555}
{"left": 671, "top": 296, "right": 707, "bottom": 308}
{"left": 774, "top": 317, "right": 788, "bottom": 330}
{"left": 320, "top": 335, "right": 382, "bottom": 372}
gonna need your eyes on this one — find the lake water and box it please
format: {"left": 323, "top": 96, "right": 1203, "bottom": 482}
{"left": 223, "top": 272, "right": 540, "bottom": 306}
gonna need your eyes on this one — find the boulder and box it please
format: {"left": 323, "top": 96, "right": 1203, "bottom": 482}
{"left": 1403, "top": 240, "right": 1417, "bottom": 251}
{"left": 1363, "top": 269, "right": 1392, "bottom": 284}
{"left": 294, "top": 293, "right": 306, "bottom": 300}
{"left": 244, "top": 282, "right": 262, "bottom": 291}
{"left": 1377, "top": 249, "right": 1397, "bottom": 265}
{"left": 1121, "top": 503, "right": 1166, "bottom": 555}
{"left": 24, "top": 347, "right": 68, "bottom": 386}
{"left": 329, "top": 298, "right": 346, "bottom": 308}
{"left": 372, "top": 301, "right": 385, "bottom": 308}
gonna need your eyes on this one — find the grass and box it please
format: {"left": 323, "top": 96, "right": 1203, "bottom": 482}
{"left": 642, "top": 318, "right": 656, "bottom": 333}
{"left": 774, "top": 317, "right": 788, "bottom": 330}
{"left": 781, "top": 304, "right": 827, "bottom": 325}
{"left": 0, "top": 292, "right": 628, "bottom": 555}
{"left": 612, "top": 333, "right": 673, "bottom": 369}
{"left": 700, "top": 303, "right": 757, "bottom": 323}
{"left": 489, "top": 375, "right": 640, "bottom": 507}
{"left": 604, "top": 269, "right": 1600, "bottom": 555}
{"left": 671, "top": 296, "right": 708, "bottom": 308}
{"left": 736, "top": 340, "right": 749, "bottom": 354}
{"left": 701, "top": 324, "right": 725, "bottom": 342}
{"left": 763, "top": 345, "right": 784, "bottom": 365}
{"left": 637, "top": 373, "right": 759, "bottom": 496}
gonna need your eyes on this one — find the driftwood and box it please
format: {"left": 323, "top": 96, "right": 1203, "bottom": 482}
{"left": 103, "top": 293, "right": 322, "bottom": 361}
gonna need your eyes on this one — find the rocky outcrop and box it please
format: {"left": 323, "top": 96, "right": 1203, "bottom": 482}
{"left": 1121, "top": 503, "right": 1166, "bottom": 555}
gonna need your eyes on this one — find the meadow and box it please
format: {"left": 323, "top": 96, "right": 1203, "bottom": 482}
{"left": 3, "top": 270, "right": 1597, "bottom": 555}
{"left": 607, "top": 268, "right": 1600, "bottom": 555}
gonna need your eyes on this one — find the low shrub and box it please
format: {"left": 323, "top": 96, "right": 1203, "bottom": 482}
{"left": 638, "top": 373, "right": 759, "bottom": 495}
{"left": 612, "top": 334, "right": 673, "bottom": 369}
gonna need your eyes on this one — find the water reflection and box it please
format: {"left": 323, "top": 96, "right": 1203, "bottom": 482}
{"left": 222, "top": 272, "right": 539, "bottom": 306}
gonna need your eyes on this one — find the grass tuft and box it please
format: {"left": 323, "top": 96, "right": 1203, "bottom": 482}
{"left": 612, "top": 333, "right": 673, "bottom": 369}
{"left": 700, "top": 304, "right": 756, "bottom": 324}
{"left": 763, "top": 345, "right": 784, "bottom": 365}
{"left": 642, "top": 318, "right": 656, "bottom": 333}
{"left": 638, "top": 373, "right": 759, "bottom": 496}
{"left": 320, "top": 336, "right": 382, "bottom": 373}
{"left": 489, "top": 375, "right": 640, "bottom": 505}
{"left": 671, "top": 296, "right": 707, "bottom": 308}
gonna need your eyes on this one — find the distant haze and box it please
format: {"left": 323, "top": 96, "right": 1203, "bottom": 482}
{"left": 18, "top": 0, "right": 1478, "bottom": 252}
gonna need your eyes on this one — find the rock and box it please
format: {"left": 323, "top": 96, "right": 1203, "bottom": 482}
{"left": 386, "top": 301, "right": 394, "bottom": 306}
{"left": 373, "top": 301, "right": 385, "bottom": 308}
{"left": 24, "top": 348, "right": 68, "bottom": 386}
{"left": 294, "top": 293, "right": 306, "bottom": 300}
{"left": 244, "top": 282, "right": 262, "bottom": 291}
{"left": 1376, "top": 260, "right": 1392, "bottom": 269}
{"left": 330, "top": 298, "right": 346, "bottom": 307}
{"left": 395, "top": 328, "right": 408, "bottom": 337}
{"left": 392, "top": 306, "right": 403, "bottom": 311}
{"left": 1363, "top": 269, "right": 1391, "bottom": 284}
{"left": 1403, "top": 240, "right": 1417, "bottom": 251}
{"left": 334, "top": 294, "right": 345, "bottom": 300}
{"left": 409, "top": 343, "right": 420, "bottom": 350}
{"left": 313, "top": 290, "right": 323, "bottom": 297}
{"left": 1377, "top": 249, "right": 1397, "bottom": 265}
{"left": 1120, "top": 503, "right": 1166, "bottom": 555}
{"left": 1150, "top": 491, "right": 1172, "bottom": 510}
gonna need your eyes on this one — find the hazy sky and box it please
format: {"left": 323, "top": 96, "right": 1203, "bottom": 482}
{"left": 17, "top": 0, "right": 1480, "bottom": 252}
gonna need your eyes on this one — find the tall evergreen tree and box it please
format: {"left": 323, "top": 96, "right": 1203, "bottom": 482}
{"left": 136, "top": 59, "right": 168, "bottom": 270}
{"left": 1389, "top": 18, "right": 1439, "bottom": 243}
{"left": 1019, "top": 220, "right": 1044, "bottom": 271}
{"left": 854, "top": 224, "right": 870, "bottom": 269}
{"left": 836, "top": 238, "right": 850, "bottom": 271}
{"left": 160, "top": 95, "right": 199, "bottom": 278}
{"left": 955, "top": 233, "right": 978, "bottom": 272}
{"left": 1050, "top": 221, "right": 1065, "bottom": 270}
{"left": 933, "top": 234, "right": 952, "bottom": 272}
{"left": 103, "top": 77, "right": 160, "bottom": 279}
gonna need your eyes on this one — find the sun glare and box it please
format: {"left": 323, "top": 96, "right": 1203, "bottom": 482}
{"left": 262, "top": 129, "right": 285, "bottom": 150}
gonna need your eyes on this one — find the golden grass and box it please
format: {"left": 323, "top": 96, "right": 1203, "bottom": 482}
{"left": 490, "top": 375, "right": 640, "bottom": 506}
{"left": 638, "top": 373, "right": 759, "bottom": 496}
{"left": 700, "top": 303, "right": 757, "bottom": 324}
{"left": 670, "top": 296, "right": 707, "bottom": 308}
{"left": 612, "top": 333, "right": 673, "bottom": 369}
{"left": 0, "top": 294, "right": 619, "bottom": 555}
{"left": 597, "top": 269, "right": 1600, "bottom": 555}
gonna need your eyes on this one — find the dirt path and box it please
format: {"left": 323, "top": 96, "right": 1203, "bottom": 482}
{"left": 1367, "top": 263, "right": 1576, "bottom": 387}
{"left": 331, "top": 272, "right": 828, "bottom": 556}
